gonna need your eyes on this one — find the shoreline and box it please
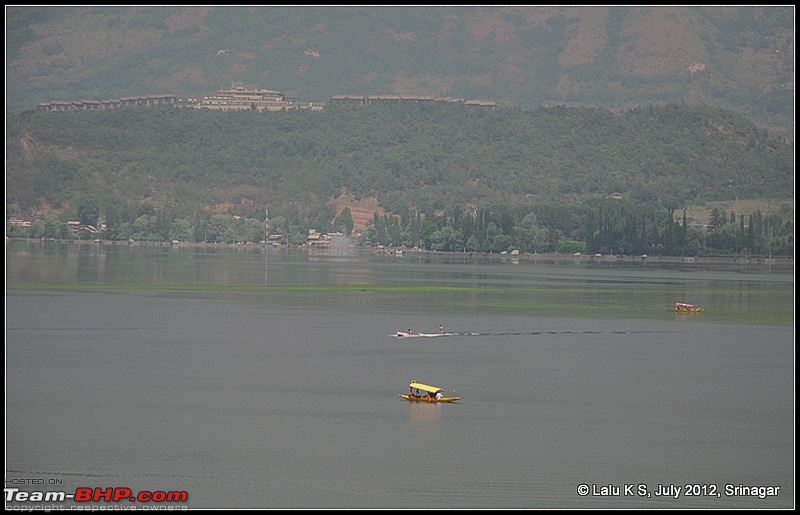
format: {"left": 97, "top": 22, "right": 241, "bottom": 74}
{"left": 8, "top": 237, "right": 794, "bottom": 268}
{"left": 375, "top": 248, "right": 794, "bottom": 267}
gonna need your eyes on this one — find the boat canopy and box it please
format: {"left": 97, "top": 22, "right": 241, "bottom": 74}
{"left": 676, "top": 302, "right": 694, "bottom": 308}
{"left": 409, "top": 381, "right": 442, "bottom": 393}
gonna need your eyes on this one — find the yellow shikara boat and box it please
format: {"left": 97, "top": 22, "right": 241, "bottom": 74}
{"left": 400, "top": 380, "right": 460, "bottom": 403}
{"left": 673, "top": 301, "right": 704, "bottom": 313}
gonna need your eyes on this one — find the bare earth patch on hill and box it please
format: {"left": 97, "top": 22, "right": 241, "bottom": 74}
{"left": 683, "top": 198, "right": 794, "bottom": 225}
{"left": 330, "top": 190, "right": 386, "bottom": 229}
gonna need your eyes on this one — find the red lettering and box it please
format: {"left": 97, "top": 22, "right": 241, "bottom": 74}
{"left": 166, "top": 491, "right": 188, "bottom": 502}
{"left": 93, "top": 487, "right": 114, "bottom": 502}
{"left": 74, "top": 487, "right": 92, "bottom": 502}
{"left": 73, "top": 486, "right": 188, "bottom": 504}
{"left": 113, "top": 488, "right": 132, "bottom": 502}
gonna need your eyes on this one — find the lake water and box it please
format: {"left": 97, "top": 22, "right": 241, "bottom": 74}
{"left": 5, "top": 240, "right": 795, "bottom": 509}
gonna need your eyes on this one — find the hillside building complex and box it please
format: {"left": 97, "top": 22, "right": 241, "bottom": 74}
{"left": 37, "top": 85, "right": 494, "bottom": 112}
{"left": 38, "top": 95, "right": 177, "bottom": 111}
{"left": 190, "top": 85, "right": 324, "bottom": 112}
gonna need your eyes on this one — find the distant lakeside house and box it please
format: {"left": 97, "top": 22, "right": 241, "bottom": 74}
{"left": 9, "top": 218, "right": 106, "bottom": 237}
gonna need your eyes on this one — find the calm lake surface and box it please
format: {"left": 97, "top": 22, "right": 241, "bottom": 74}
{"left": 5, "top": 240, "right": 795, "bottom": 509}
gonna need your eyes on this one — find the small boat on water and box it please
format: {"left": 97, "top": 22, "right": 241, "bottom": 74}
{"left": 399, "top": 380, "right": 460, "bottom": 403}
{"left": 673, "top": 301, "right": 704, "bottom": 313}
{"left": 396, "top": 325, "right": 448, "bottom": 338}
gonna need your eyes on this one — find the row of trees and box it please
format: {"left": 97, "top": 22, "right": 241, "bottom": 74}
{"left": 8, "top": 194, "right": 358, "bottom": 247}
{"left": 8, "top": 197, "right": 793, "bottom": 258}
{"left": 361, "top": 198, "right": 794, "bottom": 257}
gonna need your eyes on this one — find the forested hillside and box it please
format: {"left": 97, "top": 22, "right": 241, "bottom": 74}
{"left": 6, "top": 6, "right": 794, "bottom": 137}
{"left": 6, "top": 102, "right": 794, "bottom": 257}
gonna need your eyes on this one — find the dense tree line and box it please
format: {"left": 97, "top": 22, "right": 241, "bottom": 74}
{"left": 5, "top": 102, "right": 794, "bottom": 256}
{"left": 361, "top": 197, "right": 793, "bottom": 257}
{"left": 7, "top": 196, "right": 793, "bottom": 258}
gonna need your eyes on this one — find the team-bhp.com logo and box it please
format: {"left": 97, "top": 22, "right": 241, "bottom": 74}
{"left": 6, "top": 486, "right": 188, "bottom": 504}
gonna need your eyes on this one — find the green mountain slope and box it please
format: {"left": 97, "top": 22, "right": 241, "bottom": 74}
{"left": 5, "top": 6, "right": 794, "bottom": 137}
{"left": 7, "top": 102, "right": 793, "bottom": 220}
